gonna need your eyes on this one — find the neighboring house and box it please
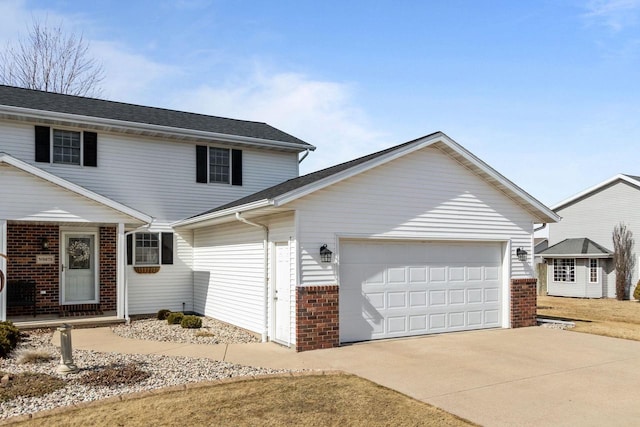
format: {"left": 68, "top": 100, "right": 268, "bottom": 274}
{"left": 541, "top": 174, "right": 640, "bottom": 299}
{"left": 0, "top": 85, "right": 559, "bottom": 351}
{"left": 537, "top": 238, "right": 613, "bottom": 298}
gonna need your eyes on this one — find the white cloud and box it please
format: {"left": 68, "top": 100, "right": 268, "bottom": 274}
{"left": 583, "top": 0, "right": 640, "bottom": 31}
{"left": 173, "top": 69, "right": 389, "bottom": 173}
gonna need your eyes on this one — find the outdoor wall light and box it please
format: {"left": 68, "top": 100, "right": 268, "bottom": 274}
{"left": 320, "top": 244, "right": 333, "bottom": 263}
{"left": 516, "top": 247, "right": 528, "bottom": 262}
{"left": 41, "top": 237, "right": 50, "bottom": 251}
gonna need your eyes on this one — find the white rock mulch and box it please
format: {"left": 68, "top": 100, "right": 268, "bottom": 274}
{"left": 0, "top": 324, "right": 288, "bottom": 421}
{"left": 111, "top": 316, "right": 260, "bottom": 344}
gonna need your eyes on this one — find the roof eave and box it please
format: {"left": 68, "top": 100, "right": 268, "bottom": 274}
{"left": 539, "top": 253, "right": 613, "bottom": 258}
{"left": 173, "top": 199, "right": 274, "bottom": 228}
{"left": 552, "top": 174, "right": 640, "bottom": 211}
{"left": 0, "top": 153, "right": 152, "bottom": 223}
{"left": 0, "top": 104, "right": 315, "bottom": 152}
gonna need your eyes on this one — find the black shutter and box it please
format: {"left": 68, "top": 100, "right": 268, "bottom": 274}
{"left": 127, "top": 234, "right": 133, "bottom": 265}
{"left": 83, "top": 131, "right": 98, "bottom": 167}
{"left": 35, "top": 126, "right": 50, "bottom": 163}
{"left": 196, "top": 145, "right": 208, "bottom": 183}
{"left": 161, "top": 233, "right": 174, "bottom": 265}
{"left": 231, "top": 149, "right": 242, "bottom": 186}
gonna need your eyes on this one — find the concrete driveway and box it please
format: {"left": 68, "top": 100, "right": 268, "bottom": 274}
{"left": 223, "top": 327, "right": 640, "bottom": 426}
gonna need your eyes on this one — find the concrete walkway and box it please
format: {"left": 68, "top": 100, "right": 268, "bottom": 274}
{"left": 55, "top": 326, "right": 640, "bottom": 427}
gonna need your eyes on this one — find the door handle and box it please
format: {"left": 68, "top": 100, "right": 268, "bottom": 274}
{"left": 61, "top": 264, "right": 65, "bottom": 272}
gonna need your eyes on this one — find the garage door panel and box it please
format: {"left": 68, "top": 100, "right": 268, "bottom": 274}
{"left": 340, "top": 240, "right": 504, "bottom": 343}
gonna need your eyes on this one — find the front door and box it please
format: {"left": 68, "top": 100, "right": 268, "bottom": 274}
{"left": 61, "top": 232, "right": 98, "bottom": 303}
{"left": 274, "top": 242, "right": 291, "bottom": 344}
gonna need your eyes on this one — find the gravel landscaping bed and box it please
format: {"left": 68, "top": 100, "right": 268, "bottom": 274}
{"left": 0, "top": 326, "right": 287, "bottom": 421}
{"left": 111, "top": 316, "right": 260, "bottom": 344}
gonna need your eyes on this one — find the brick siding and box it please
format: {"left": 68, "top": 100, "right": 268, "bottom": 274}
{"left": 511, "top": 278, "right": 537, "bottom": 328}
{"left": 295, "top": 285, "right": 339, "bottom": 352}
{"left": 6, "top": 223, "right": 117, "bottom": 316}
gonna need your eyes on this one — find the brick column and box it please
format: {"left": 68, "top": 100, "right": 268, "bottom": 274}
{"left": 295, "top": 285, "right": 339, "bottom": 352}
{"left": 511, "top": 278, "right": 537, "bottom": 328}
{"left": 99, "top": 226, "right": 117, "bottom": 312}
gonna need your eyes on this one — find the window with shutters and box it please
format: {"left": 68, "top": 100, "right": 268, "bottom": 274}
{"left": 34, "top": 125, "right": 98, "bottom": 167}
{"left": 196, "top": 145, "right": 242, "bottom": 185}
{"left": 127, "top": 232, "right": 174, "bottom": 266}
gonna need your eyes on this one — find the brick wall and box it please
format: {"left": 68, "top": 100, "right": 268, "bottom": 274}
{"left": 6, "top": 224, "right": 118, "bottom": 316}
{"left": 295, "top": 285, "right": 339, "bottom": 352}
{"left": 99, "top": 226, "right": 117, "bottom": 312}
{"left": 511, "top": 278, "right": 537, "bottom": 328}
{"left": 6, "top": 223, "right": 60, "bottom": 316}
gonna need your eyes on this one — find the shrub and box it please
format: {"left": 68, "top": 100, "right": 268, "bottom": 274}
{"left": 634, "top": 280, "right": 640, "bottom": 301}
{"left": 166, "top": 312, "right": 184, "bottom": 325}
{"left": 0, "top": 321, "right": 20, "bottom": 358}
{"left": 156, "top": 309, "right": 171, "bottom": 320}
{"left": 180, "top": 315, "right": 202, "bottom": 329}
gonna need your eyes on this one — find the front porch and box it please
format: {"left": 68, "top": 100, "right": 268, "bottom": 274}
{"left": 4, "top": 223, "right": 118, "bottom": 320}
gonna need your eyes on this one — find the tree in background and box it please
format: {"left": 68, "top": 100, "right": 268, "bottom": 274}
{"left": 612, "top": 222, "right": 635, "bottom": 300}
{"left": 0, "top": 18, "right": 104, "bottom": 97}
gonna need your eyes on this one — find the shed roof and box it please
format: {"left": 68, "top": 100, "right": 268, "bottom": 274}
{"left": 537, "top": 238, "right": 613, "bottom": 258}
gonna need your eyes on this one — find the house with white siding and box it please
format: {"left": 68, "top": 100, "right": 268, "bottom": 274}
{"left": 540, "top": 174, "right": 640, "bottom": 299}
{"left": 0, "top": 85, "right": 559, "bottom": 351}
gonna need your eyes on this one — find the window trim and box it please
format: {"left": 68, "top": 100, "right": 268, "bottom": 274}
{"left": 52, "top": 128, "right": 82, "bottom": 166}
{"left": 553, "top": 258, "right": 576, "bottom": 283}
{"left": 589, "top": 258, "right": 599, "bottom": 283}
{"left": 209, "top": 146, "right": 231, "bottom": 184}
{"left": 134, "top": 232, "right": 160, "bottom": 266}
{"left": 127, "top": 232, "right": 173, "bottom": 266}
{"left": 196, "top": 145, "right": 242, "bottom": 185}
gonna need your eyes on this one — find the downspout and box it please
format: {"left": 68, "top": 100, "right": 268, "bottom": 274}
{"left": 533, "top": 223, "right": 547, "bottom": 232}
{"left": 235, "top": 212, "right": 269, "bottom": 343}
{"left": 298, "top": 149, "right": 310, "bottom": 164}
{"left": 123, "top": 222, "right": 153, "bottom": 324}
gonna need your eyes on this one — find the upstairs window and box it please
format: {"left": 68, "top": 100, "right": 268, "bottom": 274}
{"left": 53, "top": 130, "right": 81, "bottom": 165}
{"left": 35, "top": 125, "right": 98, "bottom": 167}
{"left": 553, "top": 258, "right": 575, "bottom": 283}
{"left": 209, "top": 147, "right": 230, "bottom": 184}
{"left": 196, "top": 145, "right": 242, "bottom": 185}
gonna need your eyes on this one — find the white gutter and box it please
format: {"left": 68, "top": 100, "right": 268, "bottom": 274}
{"left": 174, "top": 199, "right": 273, "bottom": 228}
{"left": 0, "top": 105, "right": 316, "bottom": 152}
{"left": 235, "top": 212, "right": 269, "bottom": 342}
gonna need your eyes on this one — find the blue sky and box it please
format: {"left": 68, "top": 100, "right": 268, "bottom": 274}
{"left": 2, "top": 0, "right": 640, "bottom": 206}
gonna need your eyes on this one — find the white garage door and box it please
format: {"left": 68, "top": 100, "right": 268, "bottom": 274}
{"left": 339, "top": 240, "right": 503, "bottom": 343}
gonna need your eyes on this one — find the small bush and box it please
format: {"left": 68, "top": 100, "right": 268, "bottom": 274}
{"left": 16, "top": 350, "right": 54, "bottom": 364}
{"left": 634, "top": 280, "right": 640, "bottom": 301}
{"left": 156, "top": 309, "right": 171, "bottom": 320}
{"left": 0, "top": 321, "right": 20, "bottom": 358}
{"left": 180, "top": 315, "right": 202, "bottom": 329}
{"left": 167, "top": 312, "right": 184, "bottom": 325}
{"left": 0, "top": 371, "right": 66, "bottom": 402}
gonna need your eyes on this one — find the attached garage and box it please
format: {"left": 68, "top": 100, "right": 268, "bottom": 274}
{"left": 339, "top": 240, "right": 504, "bottom": 342}
{"left": 178, "top": 132, "right": 560, "bottom": 351}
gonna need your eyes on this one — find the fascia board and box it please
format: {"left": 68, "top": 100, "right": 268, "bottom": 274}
{"left": 172, "top": 199, "right": 273, "bottom": 228}
{"left": 551, "top": 174, "right": 638, "bottom": 211}
{"left": 273, "top": 134, "right": 444, "bottom": 206}
{"left": 0, "top": 154, "right": 152, "bottom": 223}
{"left": 0, "top": 105, "right": 315, "bottom": 152}
{"left": 438, "top": 134, "right": 561, "bottom": 223}
{"left": 539, "top": 254, "right": 613, "bottom": 258}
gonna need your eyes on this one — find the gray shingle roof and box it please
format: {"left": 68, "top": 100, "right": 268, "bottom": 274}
{"left": 187, "top": 132, "right": 440, "bottom": 219}
{"left": 0, "top": 85, "right": 312, "bottom": 148}
{"left": 537, "top": 238, "right": 613, "bottom": 257}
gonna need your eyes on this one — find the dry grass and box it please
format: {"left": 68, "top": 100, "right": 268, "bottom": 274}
{"left": 15, "top": 350, "right": 54, "bottom": 365}
{"left": 538, "top": 296, "right": 640, "bottom": 341}
{"left": 11, "top": 374, "right": 474, "bottom": 427}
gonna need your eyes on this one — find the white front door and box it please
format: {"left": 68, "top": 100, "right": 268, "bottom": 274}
{"left": 274, "top": 242, "right": 291, "bottom": 344}
{"left": 61, "top": 232, "right": 98, "bottom": 303}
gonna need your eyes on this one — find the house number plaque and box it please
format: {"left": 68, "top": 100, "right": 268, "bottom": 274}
{"left": 36, "top": 255, "right": 55, "bottom": 265}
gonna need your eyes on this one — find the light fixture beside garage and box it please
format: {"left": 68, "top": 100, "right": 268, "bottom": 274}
{"left": 320, "top": 244, "right": 333, "bottom": 263}
{"left": 516, "top": 247, "right": 528, "bottom": 262}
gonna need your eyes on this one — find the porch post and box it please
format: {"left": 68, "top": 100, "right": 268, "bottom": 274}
{"left": 116, "top": 223, "right": 125, "bottom": 319}
{"left": 0, "top": 220, "right": 6, "bottom": 321}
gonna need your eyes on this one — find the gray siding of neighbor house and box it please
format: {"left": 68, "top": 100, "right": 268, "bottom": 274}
{"left": 548, "top": 180, "right": 640, "bottom": 298}
{"left": 546, "top": 258, "right": 604, "bottom": 298}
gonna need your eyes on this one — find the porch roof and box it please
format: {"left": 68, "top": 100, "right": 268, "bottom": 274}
{"left": 537, "top": 238, "right": 613, "bottom": 258}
